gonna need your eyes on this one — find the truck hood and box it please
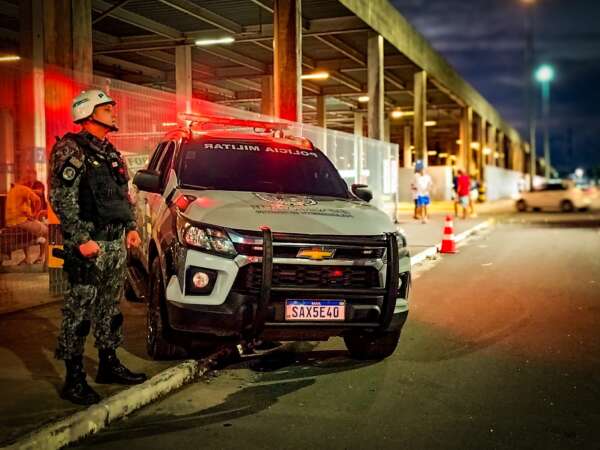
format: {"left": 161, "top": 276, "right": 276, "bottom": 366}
{"left": 180, "top": 190, "right": 394, "bottom": 235}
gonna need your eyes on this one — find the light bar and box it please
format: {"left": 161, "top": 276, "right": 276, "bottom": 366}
{"left": 179, "top": 113, "right": 290, "bottom": 131}
{"left": 425, "top": 120, "right": 437, "bottom": 127}
{"left": 427, "top": 150, "right": 437, "bottom": 156}
{"left": 301, "top": 71, "right": 329, "bottom": 80}
{"left": 0, "top": 55, "right": 20, "bottom": 62}
{"left": 358, "top": 95, "right": 369, "bottom": 103}
{"left": 195, "top": 36, "right": 235, "bottom": 46}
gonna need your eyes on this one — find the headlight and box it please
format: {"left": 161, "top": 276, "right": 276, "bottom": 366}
{"left": 177, "top": 217, "right": 237, "bottom": 258}
{"left": 394, "top": 231, "right": 407, "bottom": 249}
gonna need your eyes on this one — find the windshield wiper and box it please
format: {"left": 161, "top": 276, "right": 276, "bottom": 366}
{"left": 179, "top": 183, "right": 216, "bottom": 190}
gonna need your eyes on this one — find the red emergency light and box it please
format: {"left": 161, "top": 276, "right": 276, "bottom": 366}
{"left": 179, "top": 113, "right": 290, "bottom": 132}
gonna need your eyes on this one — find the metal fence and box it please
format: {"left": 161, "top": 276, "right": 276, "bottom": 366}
{"left": 2, "top": 64, "right": 400, "bottom": 298}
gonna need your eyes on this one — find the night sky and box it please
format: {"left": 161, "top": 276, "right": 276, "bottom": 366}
{"left": 391, "top": 0, "right": 600, "bottom": 175}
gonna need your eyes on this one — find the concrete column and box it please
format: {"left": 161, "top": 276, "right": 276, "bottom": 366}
{"left": 383, "top": 118, "right": 390, "bottom": 142}
{"left": 459, "top": 106, "right": 473, "bottom": 174}
{"left": 316, "top": 95, "right": 328, "bottom": 155}
{"left": 403, "top": 124, "right": 412, "bottom": 168}
{"left": 354, "top": 112, "right": 364, "bottom": 183}
{"left": 316, "top": 95, "right": 326, "bottom": 128}
{"left": 487, "top": 125, "right": 496, "bottom": 167}
{"left": 477, "top": 118, "right": 486, "bottom": 182}
{"left": 0, "top": 109, "right": 15, "bottom": 193}
{"left": 176, "top": 46, "right": 193, "bottom": 114}
{"left": 497, "top": 131, "right": 505, "bottom": 168}
{"left": 261, "top": 75, "right": 274, "bottom": 117}
{"left": 413, "top": 71, "right": 427, "bottom": 167}
{"left": 273, "top": 0, "right": 302, "bottom": 122}
{"left": 18, "top": 0, "right": 46, "bottom": 179}
{"left": 367, "top": 32, "right": 384, "bottom": 140}
{"left": 72, "top": 0, "right": 92, "bottom": 85}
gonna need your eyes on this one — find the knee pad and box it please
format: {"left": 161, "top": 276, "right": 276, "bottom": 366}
{"left": 75, "top": 320, "right": 91, "bottom": 337}
{"left": 110, "top": 313, "right": 124, "bottom": 332}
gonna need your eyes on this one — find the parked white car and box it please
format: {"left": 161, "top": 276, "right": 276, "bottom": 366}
{"left": 516, "top": 180, "right": 592, "bottom": 212}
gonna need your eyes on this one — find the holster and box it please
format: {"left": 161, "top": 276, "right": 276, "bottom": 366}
{"left": 53, "top": 247, "right": 97, "bottom": 285}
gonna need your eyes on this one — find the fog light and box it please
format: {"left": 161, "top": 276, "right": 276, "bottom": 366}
{"left": 192, "top": 271, "right": 210, "bottom": 289}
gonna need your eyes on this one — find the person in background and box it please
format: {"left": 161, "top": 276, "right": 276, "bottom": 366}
{"left": 452, "top": 169, "right": 459, "bottom": 217}
{"left": 410, "top": 171, "right": 418, "bottom": 220}
{"left": 469, "top": 178, "right": 479, "bottom": 218}
{"left": 5, "top": 167, "right": 48, "bottom": 240}
{"left": 456, "top": 169, "right": 471, "bottom": 219}
{"left": 25, "top": 167, "right": 48, "bottom": 213}
{"left": 413, "top": 162, "right": 433, "bottom": 224}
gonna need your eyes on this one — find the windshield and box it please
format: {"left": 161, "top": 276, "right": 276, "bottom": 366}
{"left": 178, "top": 139, "right": 349, "bottom": 198}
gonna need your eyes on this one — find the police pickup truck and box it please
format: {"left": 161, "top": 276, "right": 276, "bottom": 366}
{"left": 127, "top": 117, "right": 411, "bottom": 360}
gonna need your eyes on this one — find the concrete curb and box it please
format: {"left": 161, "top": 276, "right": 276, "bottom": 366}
{"left": 410, "top": 218, "right": 494, "bottom": 267}
{"left": 6, "top": 357, "right": 219, "bottom": 450}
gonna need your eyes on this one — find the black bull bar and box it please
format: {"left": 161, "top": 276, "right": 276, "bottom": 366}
{"left": 252, "top": 228, "right": 400, "bottom": 337}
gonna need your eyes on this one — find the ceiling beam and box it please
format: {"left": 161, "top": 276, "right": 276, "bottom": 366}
{"left": 94, "top": 55, "right": 167, "bottom": 80}
{"left": 192, "top": 80, "right": 236, "bottom": 99}
{"left": 92, "top": 0, "right": 133, "bottom": 25}
{"left": 248, "top": 0, "right": 273, "bottom": 14}
{"left": 93, "top": 30, "right": 120, "bottom": 45}
{"left": 158, "top": 0, "right": 243, "bottom": 34}
{"left": 0, "top": 0, "right": 18, "bottom": 17}
{"left": 314, "top": 35, "right": 365, "bottom": 67}
{"left": 141, "top": 50, "right": 215, "bottom": 77}
{"left": 0, "top": 26, "right": 19, "bottom": 41}
{"left": 194, "top": 46, "right": 265, "bottom": 72}
{"left": 92, "top": 0, "right": 182, "bottom": 39}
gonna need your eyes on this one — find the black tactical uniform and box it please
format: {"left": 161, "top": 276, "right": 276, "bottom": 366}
{"left": 49, "top": 130, "right": 146, "bottom": 405}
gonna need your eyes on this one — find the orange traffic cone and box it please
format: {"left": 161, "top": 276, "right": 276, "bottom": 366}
{"left": 440, "top": 215, "right": 457, "bottom": 254}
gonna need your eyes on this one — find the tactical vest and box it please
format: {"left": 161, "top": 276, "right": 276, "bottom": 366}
{"left": 65, "top": 132, "right": 133, "bottom": 228}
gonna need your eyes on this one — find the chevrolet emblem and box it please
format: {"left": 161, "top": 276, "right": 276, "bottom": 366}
{"left": 297, "top": 247, "right": 335, "bottom": 260}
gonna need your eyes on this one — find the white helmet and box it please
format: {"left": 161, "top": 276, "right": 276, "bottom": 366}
{"left": 72, "top": 89, "right": 115, "bottom": 124}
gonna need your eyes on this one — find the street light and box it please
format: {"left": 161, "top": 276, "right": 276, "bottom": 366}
{"left": 522, "top": 0, "right": 537, "bottom": 190}
{"left": 535, "top": 63, "right": 555, "bottom": 179}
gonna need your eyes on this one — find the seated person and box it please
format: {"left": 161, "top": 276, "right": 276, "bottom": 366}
{"left": 4, "top": 169, "right": 48, "bottom": 263}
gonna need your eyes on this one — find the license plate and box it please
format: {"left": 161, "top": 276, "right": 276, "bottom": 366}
{"left": 285, "top": 300, "right": 345, "bottom": 321}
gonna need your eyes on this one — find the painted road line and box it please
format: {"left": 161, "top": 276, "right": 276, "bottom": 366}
{"left": 410, "top": 218, "right": 494, "bottom": 267}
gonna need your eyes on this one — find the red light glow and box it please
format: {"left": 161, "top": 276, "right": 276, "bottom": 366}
{"left": 330, "top": 269, "right": 344, "bottom": 278}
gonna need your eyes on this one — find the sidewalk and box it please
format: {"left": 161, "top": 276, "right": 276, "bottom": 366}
{"left": 0, "top": 206, "right": 499, "bottom": 448}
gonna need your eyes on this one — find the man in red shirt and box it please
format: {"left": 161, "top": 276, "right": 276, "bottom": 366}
{"left": 456, "top": 169, "right": 471, "bottom": 219}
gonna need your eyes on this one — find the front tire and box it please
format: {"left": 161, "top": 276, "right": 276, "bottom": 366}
{"left": 516, "top": 199, "right": 527, "bottom": 212}
{"left": 560, "top": 200, "right": 574, "bottom": 213}
{"left": 147, "top": 258, "right": 188, "bottom": 360}
{"left": 344, "top": 329, "right": 401, "bottom": 360}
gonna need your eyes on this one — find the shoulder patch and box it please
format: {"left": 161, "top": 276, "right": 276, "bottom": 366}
{"left": 62, "top": 166, "right": 77, "bottom": 181}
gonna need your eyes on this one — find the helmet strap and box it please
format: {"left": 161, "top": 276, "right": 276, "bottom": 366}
{"left": 91, "top": 118, "right": 119, "bottom": 132}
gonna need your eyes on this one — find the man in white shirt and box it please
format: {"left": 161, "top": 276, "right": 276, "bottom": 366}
{"left": 413, "top": 166, "right": 433, "bottom": 223}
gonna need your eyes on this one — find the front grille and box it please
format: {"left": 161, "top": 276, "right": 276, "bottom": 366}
{"left": 234, "top": 264, "right": 380, "bottom": 291}
{"left": 233, "top": 243, "right": 385, "bottom": 260}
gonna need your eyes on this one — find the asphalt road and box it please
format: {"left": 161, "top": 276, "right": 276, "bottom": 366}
{"left": 69, "top": 210, "right": 600, "bottom": 450}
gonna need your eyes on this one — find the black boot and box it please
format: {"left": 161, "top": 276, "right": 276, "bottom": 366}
{"left": 96, "top": 349, "right": 147, "bottom": 385}
{"left": 60, "top": 356, "right": 101, "bottom": 405}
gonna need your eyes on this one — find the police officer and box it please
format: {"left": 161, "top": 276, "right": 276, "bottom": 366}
{"left": 50, "top": 89, "right": 146, "bottom": 405}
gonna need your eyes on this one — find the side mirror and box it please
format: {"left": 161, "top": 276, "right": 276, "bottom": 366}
{"left": 133, "top": 169, "right": 161, "bottom": 193}
{"left": 351, "top": 183, "right": 373, "bottom": 203}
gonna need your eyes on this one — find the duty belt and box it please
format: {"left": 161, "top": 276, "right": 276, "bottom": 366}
{"left": 92, "top": 225, "right": 125, "bottom": 241}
